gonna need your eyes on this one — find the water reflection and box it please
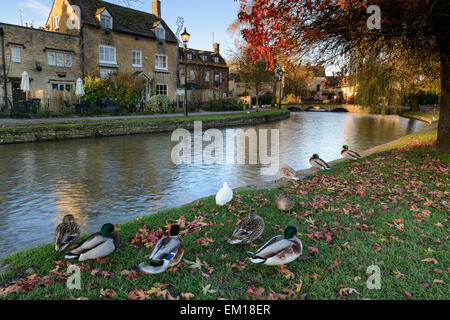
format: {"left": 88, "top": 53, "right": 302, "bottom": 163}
{"left": 0, "top": 113, "right": 426, "bottom": 257}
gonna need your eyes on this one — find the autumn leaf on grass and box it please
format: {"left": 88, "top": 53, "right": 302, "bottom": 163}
{"left": 339, "top": 287, "right": 359, "bottom": 297}
{"left": 91, "top": 269, "right": 111, "bottom": 278}
{"left": 202, "top": 284, "right": 217, "bottom": 295}
{"left": 184, "top": 256, "right": 203, "bottom": 271}
{"left": 327, "top": 259, "right": 342, "bottom": 272}
{"left": 393, "top": 271, "right": 406, "bottom": 279}
{"left": 307, "top": 273, "right": 322, "bottom": 280}
{"left": 180, "top": 292, "right": 195, "bottom": 300}
{"left": 308, "top": 246, "right": 319, "bottom": 255}
{"left": 421, "top": 258, "right": 438, "bottom": 264}
{"left": 194, "top": 237, "right": 215, "bottom": 248}
{"left": 99, "top": 288, "right": 117, "bottom": 299}
{"left": 341, "top": 242, "right": 352, "bottom": 250}
{"left": 404, "top": 291, "right": 413, "bottom": 299}
{"left": 433, "top": 279, "right": 445, "bottom": 285}
{"left": 247, "top": 287, "right": 265, "bottom": 299}
{"left": 128, "top": 289, "right": 148, "bottom": 300}
{"left": 120, "top": 270, "right": 143, "bottom": 279}
{"left": 294, "top": 280, "right": 303, "bottom": 293}
{"left": 280, "top": 267, "right": 295, "bottom": 280}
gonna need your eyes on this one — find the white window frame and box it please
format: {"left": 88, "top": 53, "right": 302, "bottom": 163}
{"left": 48, "top": 52, "right": 56, "bottom": 66}
{"left": 132, "top": 50, "right": 142, "bottom": 67}
{"left": 155, "top": 54, "right": 168, "bottom": 71}
{"left": 11, "top": 46, "right": 21, "bottom": 63}
{"left": 213, "top": 56, "right": 219, "bottom": 64}
{"left": 156, "top": 24, "right": 165, "bottom": 41}
{"left": 99, "top": 45, "right": 117, "bottom": 64}
{"left": 65, "top": 54, "right": 72, "bottom": 67}
{"left": 53, "top": 16, "right": 59, "bottom": 29}
{"left": 100, "top": 11, "right": 113, "bottom": 29}
{"left": 190, "top": 70, "right": 195, "bottom": 81}
{"left": 100, "top": 68, "right": 116, "bottom": 78}
{"left": 205, "top": 71, "right": 210, "bottom": 82}
{"left": 156, "top": 83, "right": 168, "bottom": 96}
{"left": 56, "top": 53, "right": 64, "bottom": 67}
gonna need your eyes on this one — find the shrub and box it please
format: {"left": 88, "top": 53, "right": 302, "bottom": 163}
{"left": 146, "top": 95, "right": 170, "bottom": 113}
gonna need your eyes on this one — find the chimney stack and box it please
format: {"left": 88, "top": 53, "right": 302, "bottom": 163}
{"left": 152, "top": 0, "right": 161, "bottom": 18}
{"left": 214, "top": 43, "right": 220, "bottom": 54}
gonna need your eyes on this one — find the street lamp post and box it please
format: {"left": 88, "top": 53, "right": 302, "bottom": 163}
{"left": 181, "top": 28, "right": 190, "bottom": 117}
{"left": 277, "top": 68, "right": 284, "bottom": 109}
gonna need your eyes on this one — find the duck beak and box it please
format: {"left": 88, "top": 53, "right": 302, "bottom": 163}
{"left": 296, "top": 232, "right": 302, "bottom": 237}
{"left": 115, "top": 228, "right": 121, "bottom": 231}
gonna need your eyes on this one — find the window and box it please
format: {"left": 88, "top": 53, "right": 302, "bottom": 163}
{"left": 187, "top": 53, "right": 192, "bottom": 60}
{"left": 214, "top": 72, "right": 220, "bottom": 82}
{"left": 205, "top": 71, "right": 210, "bottom": 82}
{"left": 48, "top": 52, "right": 71, "bottom": 67}
{"left": 190, "top": 70, "right": 195, "bottom": 81}
{"left": 52, "top": 83, "right": 71, "bottom": 91}
{"left": 156, "top": 84, "right": 168, "bottom": 96}
{"left": 155, "top": 54, "right": 168, "bottom": 70}
{"left": 156, "top": 24, "right": 165, "bottom": 41}
{"left": 65, "top": 54, "right": 72, "bottom": 67}
{"left": 56, "top": 53, "right": 64, "bottom": 67}
{"left": 11, "top": 47, "right": 21, "bottom": 63}
{"left": 99, "top": 45, "right": 116, "bottom": 64}
{"left": 100, "top": 68, "right": 116, "bottom": 78}
{"left": 132, "top": 50, "right": 142, "bottom": 67}
{"left": 100, "top": 11, "right": 112, "bottom": 29}
{"left": 202, "top": 56, "right": 207, "bottom": 63}
{"left": 48, "top": 52, "right": 56, "bottom": 66}
{"left": 53, "top": 16, "right": 59, "bottom": 29}
{"left": 213, "top": 56, "right": 219, "bottom": 64}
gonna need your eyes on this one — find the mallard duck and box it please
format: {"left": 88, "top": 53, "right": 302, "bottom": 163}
{"left": 216, "top": 182, "right": 233, "bottom": 206}
{"left": 64, "top": 223, "right": 120, "bottom": 261}
{"left": 250, "top": 226, "right": 302, "bottom": 269}
{"left": 139, "top": 225, "right": 184, "bottom": 274}
{"left": 341, "top": 145, "right": 362, "bottom": 160}
{"left": 228, "top": 209, "right": 265, "bottom": 244}
{"left": 54, "top": 214, "right": 80, "bottom": 251}
{"left": 280, "top": 164, "right": 299, "bottom": 181}
{"left": 310, "top": 154, "right": 330, "bottom": 171}
{"left": 275, "top": 194, "right": 294, "bottom": 212}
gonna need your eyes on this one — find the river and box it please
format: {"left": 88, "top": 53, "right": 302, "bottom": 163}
{"left": 0, "top": 112, "right": 427, "bottom": 257}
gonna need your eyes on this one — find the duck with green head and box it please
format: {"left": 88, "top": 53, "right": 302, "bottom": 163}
{"left": 309, "top": 154, "right": 330, "bottom": 171}
{"left": 341, "top": 145, "right": 362, "bottom": 160}
{"left": 139, "top": 224, "right": 184, "bottom": 274}
{"left": 65, "top": 223, "right": 120, "bottom": 261}
{"left": 250, "top": 226, "right": 303, "bottom": 271}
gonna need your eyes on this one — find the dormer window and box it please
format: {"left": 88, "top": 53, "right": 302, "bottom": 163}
{"left": 100, "top": 10, "right": 113, "bottom": 29}
{"left": 202, "top": 56, "right": 207, "bottom": 63}
{"left": 213, "top": 56, "right": 219, "bottom": 64}
{"left": 187, "top": 53, "right": 192, "bottom": 60}
{"left": 53, "top": 16, "right": 59, "bottom": 29}
{"left": 156, "top": 23, "right": 165, "bottom": 41}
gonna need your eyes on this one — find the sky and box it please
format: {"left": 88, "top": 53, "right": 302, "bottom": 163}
{"left": 0, "top": 0, "right": 242, "bottom": 57}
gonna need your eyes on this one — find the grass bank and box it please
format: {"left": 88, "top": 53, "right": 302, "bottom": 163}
{"left": 1, "top": 127, "right": 448, "bottom": 300}
{"left": 400, "top": 110, "right": 440, "bottom": 124}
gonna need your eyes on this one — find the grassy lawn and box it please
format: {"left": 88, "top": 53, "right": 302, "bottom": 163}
{"left": 0, "top": 109, "right": 289, "bottom": 131}
{"left": 0, "top": 127, "right": 448, "bottom": 300}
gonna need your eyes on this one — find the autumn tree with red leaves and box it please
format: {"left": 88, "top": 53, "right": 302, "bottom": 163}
{"left": 237, "top": 0, "right": 449, "bottom": 151}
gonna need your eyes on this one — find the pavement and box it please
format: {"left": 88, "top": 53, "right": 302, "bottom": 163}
{"left": 0, "top": 109, "right": 272, "bottom": 128}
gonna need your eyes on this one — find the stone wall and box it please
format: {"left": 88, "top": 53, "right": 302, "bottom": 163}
{"left": 0, "top": 22, "right": 82, "bottom": 106}
{"left": 0, "top": 112, "right": 290, "bottom": 145}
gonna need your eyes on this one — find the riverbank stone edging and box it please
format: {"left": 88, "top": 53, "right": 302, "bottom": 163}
{"left": 0, "top": 112, "right": 290, "bottom": 145}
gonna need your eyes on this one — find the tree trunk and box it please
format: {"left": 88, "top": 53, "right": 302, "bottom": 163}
{"left": 255, "top": 86, "right": 260, "bottom": 112}
{"left": 437, "top": 47, "right": 450, "bottom": 152}
{"left": 409, "top": 94, "right": 420, "bottom": 112}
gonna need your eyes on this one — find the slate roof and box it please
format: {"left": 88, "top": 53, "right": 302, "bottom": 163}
{"left": 179, "top": 47, "right": 227, "bottom": 66}
{"left": 68, "top": 0, "right": 178, "bottom": 43}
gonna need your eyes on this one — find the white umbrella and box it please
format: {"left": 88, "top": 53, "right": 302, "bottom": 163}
{"left": 20, "top": 71, "right": 30, "bottom": 92}
{"left": 75, "top": 77, "right": 85, "bottom": 97}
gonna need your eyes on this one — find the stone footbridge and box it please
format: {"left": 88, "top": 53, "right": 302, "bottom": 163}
{"left": 285, "top": 104, "right": 371, "bottom": 113}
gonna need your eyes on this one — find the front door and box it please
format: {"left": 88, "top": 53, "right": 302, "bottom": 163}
{"left": 11, "top": 81, "right": 25, "bottom": 104}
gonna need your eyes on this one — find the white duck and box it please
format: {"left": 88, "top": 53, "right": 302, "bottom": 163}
{"left": 216, "top": 182, "right": 233, "bottom": 206}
